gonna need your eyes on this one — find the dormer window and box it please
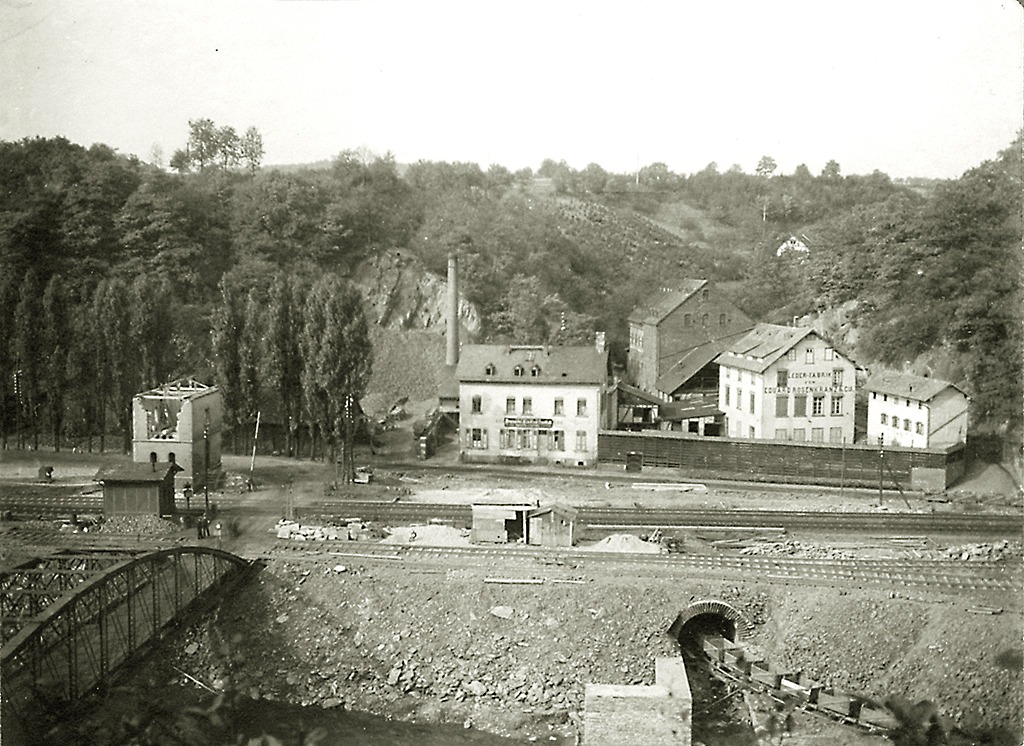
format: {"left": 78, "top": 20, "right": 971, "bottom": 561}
{"left": 485, "top": 363, "right": 496, "bottom": 376}
{"left": 513, "top": 365, "right": 524, "bottom": 377}
{"left": 530, "top": 365, "right": 541, "bottom": 377}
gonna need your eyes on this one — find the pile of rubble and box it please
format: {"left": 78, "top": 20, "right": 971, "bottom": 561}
{"left": 97, "top": 515, "right": 182, "bottom": 535}
{"left": 737, "top": 540, "right": 854, "bottom": 560}
{"left": 272, "top": 519, "right": 384, "bottom": 542}
{"left": 934, "top": 540, "right": 1019, "bottom": 562}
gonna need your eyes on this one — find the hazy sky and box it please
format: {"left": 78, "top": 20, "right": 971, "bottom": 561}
{"left": 2, "top": 0, "right": 1021, "bottom": 178}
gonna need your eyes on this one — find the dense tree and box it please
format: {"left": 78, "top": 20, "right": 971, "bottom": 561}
{"left": 12, "top": 270, "right": 44, "bottom": 449}
{"left": 299, "top": 277, "right": 372, "bottom": 482}
{"left": 211, "top": 280, "right": 247, "bottom": 450}
{"left": 264, "top": 273, "right": 308, "bottom": 457}
{"left": 41, "top": 275, "right": 71, "bottom": 450}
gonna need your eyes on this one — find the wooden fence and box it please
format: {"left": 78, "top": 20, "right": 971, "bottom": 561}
{"left": 598, "top": 430, "right": 965, "bottom": 489}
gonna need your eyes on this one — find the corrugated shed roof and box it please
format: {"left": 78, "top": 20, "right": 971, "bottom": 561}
{"left": 714, "top": 324, "right": 815, "bottom": 374}
{"left": 865, "top": 371, "right": 966, "bottom": 402}
{"left": 528, "top": 503, "right": 579, "bottom": 520}
{"left": 627, "top": 280, "right": 707, "bottom": 325}
{"left": 456, "top": 344, "right": 607, "bottom": 384}
{"left": 95, "top": 462, "right": 183, "bottom": 482}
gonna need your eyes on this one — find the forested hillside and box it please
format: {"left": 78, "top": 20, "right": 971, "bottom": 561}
{"left": 0, "top": 128, "right": 1019, "bottom": 456}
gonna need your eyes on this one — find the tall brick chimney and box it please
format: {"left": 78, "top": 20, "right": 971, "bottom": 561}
{"left": 446, "top": 253, "right": 459, "bottom": 367}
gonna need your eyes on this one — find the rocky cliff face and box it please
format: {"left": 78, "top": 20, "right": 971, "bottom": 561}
{"left": 352, "top": 250, "right": 480, "bottom": 336}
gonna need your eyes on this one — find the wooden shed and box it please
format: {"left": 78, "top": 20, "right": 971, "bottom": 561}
{"left": 95, "top": 461, "right": 181, "bottom": 516}
{"left": 527, "top": 504, "right": 578, "bottom": 547}
{"left": 470, "top": 497, "right": 537, "bottom": 544}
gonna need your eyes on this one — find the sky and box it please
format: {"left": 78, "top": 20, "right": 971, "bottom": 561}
{"left": 1, "top": 0, "right": 1021, "bottom": 179}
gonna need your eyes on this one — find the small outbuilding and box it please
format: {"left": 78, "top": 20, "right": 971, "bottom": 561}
{"left": 471, "top": 496, "right": 538, "bottom": 544}
{"left": 95, "top": 460, "right": 182, "bottom": 516}
{"left": 527, "top": 503, "right": 578, "bottom": 547}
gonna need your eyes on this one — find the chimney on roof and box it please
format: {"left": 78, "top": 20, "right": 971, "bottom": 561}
{"left": 149, "top": 452, "right": 157, "bottom": 472}
{"left": 446, "top": 253, "right": 459, "bottom": 367}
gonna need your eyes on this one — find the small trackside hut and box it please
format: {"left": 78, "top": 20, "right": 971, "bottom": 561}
{"left": 95, "top": 459, "right": 182, "bottom": 516}
{"left": 470, "top": 496, "right": 538, "bottom": 544}
{"left": 527, "top": 503, "right": 578, "bottom": 547}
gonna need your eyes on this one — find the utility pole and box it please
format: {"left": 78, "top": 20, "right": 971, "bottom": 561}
{"left": 204, "top": 410, "right": 210, "bottom": 514}
{"left": 877, "top": 435, "right": 884, "bottom": 507}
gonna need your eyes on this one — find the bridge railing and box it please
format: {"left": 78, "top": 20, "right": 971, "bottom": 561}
{"left": 1, "top": 547, "right": 254, "bottom": 733}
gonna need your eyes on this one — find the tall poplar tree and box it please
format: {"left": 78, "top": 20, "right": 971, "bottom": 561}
{"left": 211, "top": 279, "right": 246, "bottom": 451}
{"left": 13, "top": 270, "right": 43, "bottom": 449}
{"left": 299, "top": 277, "right": 372, "bottom": 482}
{"left": 264, "top": 273, "right": 305, "bottom": 457}
{"left": 42, "top": 275, "right": 70, "bottom": 450}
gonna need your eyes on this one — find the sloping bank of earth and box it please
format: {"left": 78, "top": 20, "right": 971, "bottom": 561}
{"left": 57, "top": 556, "right": 1023, "bottom": 745}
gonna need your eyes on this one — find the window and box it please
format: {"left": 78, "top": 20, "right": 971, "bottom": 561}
{"left": 470, "top": 428, "right": 487, "bottom": 449}
{"left": 749, "top": 426, "right": 756, "bottom": 438}
{"left": 805, "top": 348, "right": 814, "bottom": 364}
{"left": 777, "top": 369, "right": 788, "bottom": 388}
{"left": 506, "top": 397, "right": 516, "bottom": 415}
{"left": 775, "top": 428, "right": 788, "bottom": 440}
{"left": 485, "top": 363, "right": 496, "bottom": 376}
{"left": 513, "top": 365, "right": 524, "bottom": 377}
{"left": 702, "top": 313, "right": 709, "bottom": 326}
{"left": 554, "top": 398, "right": 564, "bottom": 416}
{"left": 832, "top": 369, "right": 843, "bottom": 388}
{"left": 915, "top": 422, "right": 924, "bottom": 435}
{"left": 812, "top": 394, "right": 825, "bottom": 416}
{"left": 831, "top": 395, "right": 843, "bottom": 416}
{"left": 725, "top": 368, "right": 731, "bottom": 379}
{"left": 749, "top": 392, "right": 755, "bottom": 414}
{"left": 471, "top": 395, "right": 482, "bottom": 414}
{"left": 792, "top": 428, "right": 806, "bottom": 441}
{"left": 824, "top": 347, "right": 834, "bottom": 361}
{"left": 811, "top": 427, "right": 824, "bottom": 442}
{"left": 499, "top": 429, "right": 511, "bottom": 448}
{"left": 531, "top": 365, "right": 541, "bottom": 377}
{"left": 724, "top": 385, "right": 731, "bottom": 407}
{"left": 829, "top": 427, "right": 843, "bottom": 443}
{"left": 719, "top": 313, "right": 726, "bottom": 326}
{"left": 775, "top": 395, "right": 788, "bottom": 417}
{"left": 522, "top": 397, "right": 533, "bottom": 415}
{"left": 577, "top": 398, "right": 588, "bottom": 416}
{"left": 903, "top": 418, "right": 911, "bottom": 431}
{"left": 684, "top": 313, "right": 691, "bottom": 326}
{"left": 552, "top": 430, "right": 565, "bottom": 451}
{"left": 736, "top": 388, "right": 742, "bottom": 409}
{"left": 787, "top": 348, "right": 796, "bottom": 361}
{"left": 881, "top": 413, "right": 888, "bottom": 425}
{"left": 872, "top": 392, "right": 876, "bottom": 399}
{"left": 575, "top": 430, "right": 587, "bottom": 452}
{"left": 883, "top": 394, "right": 888, "bottom": 402}
{"left": 794, "top": 394, "right": 807, "bottom": 417}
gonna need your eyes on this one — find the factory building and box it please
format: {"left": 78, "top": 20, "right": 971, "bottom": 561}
{"left": 715, "top": 324, "right": 857, "bottom": 443}
{"left": 865, "top": 371, "right": 969, "bottom": 448}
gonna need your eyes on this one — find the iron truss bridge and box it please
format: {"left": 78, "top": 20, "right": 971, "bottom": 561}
{"left": 1, "top": 546, "right": 256, "bottom": 739}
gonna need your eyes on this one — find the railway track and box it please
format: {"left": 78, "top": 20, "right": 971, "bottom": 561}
{"left": 303, "top": 500, "right": 1019, "bottom": 536}
{"left": 263, "top": 540, "right": 1023, "bottom": 595}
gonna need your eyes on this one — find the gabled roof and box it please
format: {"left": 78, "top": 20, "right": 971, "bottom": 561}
{"left": 95, "top": 462, "right": 183, "bottom": 482}
{"left": 865, "top": 371, "right": 967, "bottom": 402}
{"left": 714, "top": 324, "right": 817, "bottom": 374}
{"left": 528, "top": 503, "right": 579, "bottom": 521}
{"left": 456, "top": 344, "right": 607, "bottom": 385}
{"left": 627, "top": 280, "right": 707, "bottom": 325}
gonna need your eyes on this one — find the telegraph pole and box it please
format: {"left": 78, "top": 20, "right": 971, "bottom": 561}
{"left": 877, "top": 435, "right": 884, "bottom": 507}
{"left": 204, "top": 410, "right": 210, "bottom": 513}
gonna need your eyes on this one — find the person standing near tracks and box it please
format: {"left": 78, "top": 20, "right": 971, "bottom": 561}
{"left": 196, "top": 513, "right": 205, "bottom": 540}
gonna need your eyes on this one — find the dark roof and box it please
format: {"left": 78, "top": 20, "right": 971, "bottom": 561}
{"left": 616, "top": 381, "right": 664, "bottom": 406}
{"left": 95, "top": 462, "right": 183, "bottom": 482}
{"left": 627, "top": 280, "right": 707, "bottom": 325}
{"left": 714, "top": 324, "right": 817, "bottom": 374}
{"left": 865, "top": 371, "right": 967, "bottom": 402}
{"left": 456, "top": 344, "right": 607, "bottom": 385}
{"left": 654, "top": 333, "right": 747, "bottom": 394}
{"left": 661, "top": 393, "right": 722, "bottom": 421}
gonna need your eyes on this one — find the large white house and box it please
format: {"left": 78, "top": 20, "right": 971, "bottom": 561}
{"left": 865, "top": 371, "right": 969, "bottom": 448}
{"left": 456, "top": 338, "right": 613, "bottom": 467}
{"left": 714, "top": 324, "right": 857, "bottom": 443}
